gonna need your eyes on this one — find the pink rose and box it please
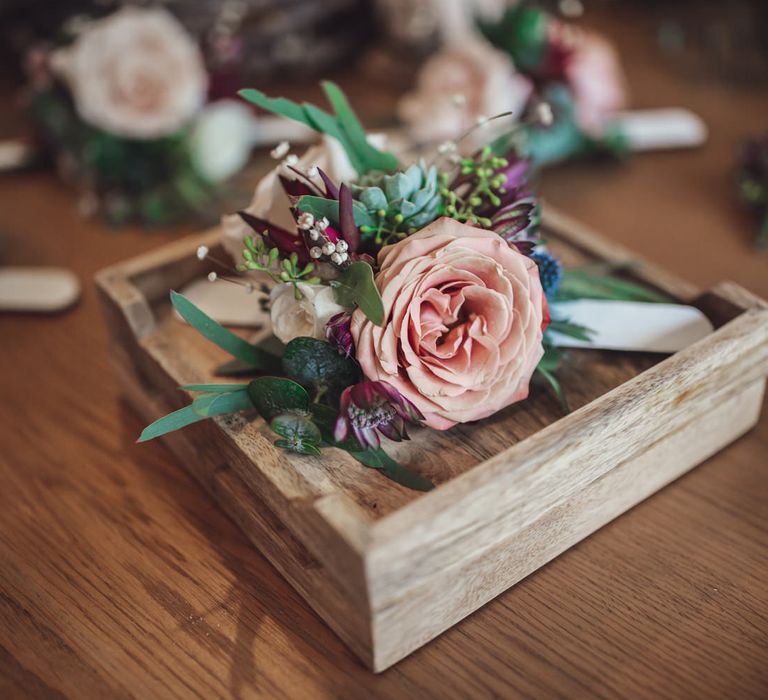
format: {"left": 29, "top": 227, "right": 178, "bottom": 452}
{"left": 352, "top": 218, "right": 549, "bottom": 430}
{"left": 552, "top": 22, "right": 627, "bottom": 135}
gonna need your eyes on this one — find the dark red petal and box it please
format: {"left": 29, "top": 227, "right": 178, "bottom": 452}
{"left": 316, "top": 168, "right": 340, "bottom": 199}
{"left": 338, "top": 183, "right": 360, "bottom": 253}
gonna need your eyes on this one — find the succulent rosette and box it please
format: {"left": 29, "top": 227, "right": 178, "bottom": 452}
{"left": 142, "top": 80, "right": 656, "bottom": 491}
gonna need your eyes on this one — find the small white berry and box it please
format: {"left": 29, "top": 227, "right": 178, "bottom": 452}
{"left": 317, "top": 217, "right": 330, "bottom": 231}
{"left": 196, "top": 245, "right": 209, "bottom": 261}
{"left": 307, "top": 165, "right": 319, "bottom": 177}
{"left": 336, "top": 240, "right": 348, "bottom": 253}
{"left": 308, "top": 229, "right": 320, "bottom": 241}
{"left": 437, "top": 141, "right": 457, "bottom": 155}
{"left": 322, "top": 241, "right": 336, "bottom": 256}
{"left": 536, "top": 102, "right": 554, "bottom": 126}
{"left": 283, "top": 154, "right": 299, "bottom": 167}
{"left": 207, "top": 271, "right": 218, "bottom": 282}
{"left": 309, "top": 247, "right": 322, "bottom": 259}
{"left": 475, "top": 114, "right": 489, "bottom": 126}
{"left": 297, "top": 212, "right": 314, "bottom": 230}
{"left": 270, "top": 141, "right": 290, "bottom": 160}
{"left": 451, "top": 93, "right": 466, "bottom": 107}
{"left": 330, "top": 252, "right": 342, "bottom": 265}
{"left": 339, "top": 252, "right": 349, "bottom": 262}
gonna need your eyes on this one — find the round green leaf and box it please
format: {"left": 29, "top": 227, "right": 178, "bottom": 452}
{"left": 247, "top": 377, "right": 309, "bottom": 421}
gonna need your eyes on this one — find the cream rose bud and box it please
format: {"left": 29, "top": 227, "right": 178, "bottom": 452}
{"left": 190, "top": 100, "right": 257, "bottom": 183}
{"left": 352, "top": 218, "right": 549, "bottom": 430}
{"left": 51, "top": 7, "right": 207, "bottom": 139}
{"left": 269, "top": 282, "right": 347, "bottom": 345}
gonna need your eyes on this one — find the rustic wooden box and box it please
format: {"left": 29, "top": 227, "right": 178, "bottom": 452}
{"left": 96, "top": 208, "right": 768, "bottom": 672}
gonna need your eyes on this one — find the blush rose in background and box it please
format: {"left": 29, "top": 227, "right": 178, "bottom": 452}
{"left": 352, "top": 217, "right": 549, "bottom": 430}
{"left": 24, "top": 5, "right": 285, "bottom": 226}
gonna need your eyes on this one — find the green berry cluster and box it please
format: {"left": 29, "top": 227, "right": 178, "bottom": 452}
{"left": 240, "top": 235, "right": 319, "bottom": 299}
{"left": 440, "top": 146, "right": 509, "bottom": 228}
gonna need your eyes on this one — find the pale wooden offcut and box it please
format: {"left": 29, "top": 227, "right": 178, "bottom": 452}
{"left": 95, "top": 207, "right": 768, "bottom": 671}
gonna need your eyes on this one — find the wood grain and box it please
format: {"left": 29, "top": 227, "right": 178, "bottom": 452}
{"left": 2, "top": 2, "right": 768, "bottom": 697}
{"left": 96, "top": 206, "right": 768, "bottom": 671}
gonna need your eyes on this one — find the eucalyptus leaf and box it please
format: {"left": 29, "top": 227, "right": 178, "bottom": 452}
{"left": 138, "top": 405, "right": 208, "bottom": 442}
{"left": 192, "top": 389, "right": 253, "bottom": 417}
{"left": 274, "top": 438, "right": 322, "bottom": 456}
{"left": 555, "top": 268, "right": 670, "bottom": 304}
{"left": 171, "top": 291, "right": 282, "bottom": 371}
{"left": 247, "top": 377, "right": 310, "bottom": 421}
{"left": 282, "top": 337, "right": 361, "bottom": 400}
{"left": 179, "top": 383, "right": 249, "bottom": 393}
{"left": 271, "top": 412, "right": 321, "bottom": 440}
{"left": 331, "top": 262, "right": 384, "bottom": 326}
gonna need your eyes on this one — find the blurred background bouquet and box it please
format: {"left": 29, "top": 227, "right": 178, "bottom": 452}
{"left": 11, "top": 0, "right": 375, "bottom": 226}
{"left": 398, "top": 1, "right": 629, "bottom": 165}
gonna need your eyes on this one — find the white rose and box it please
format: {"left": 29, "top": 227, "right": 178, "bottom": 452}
{"left": 398, "top": 37, "right": 532, "bottom": 145}
{"left": 221, "top": 134, "right": 362, "bottom": 263}
{"left": 269, "top": 282, "right": 347, "bottom": 344}
{"left": 51, "top": 7, "right": 208, "bottom": 139}
{"left": 190, "top": 100, "right": 257, "bottom": 183}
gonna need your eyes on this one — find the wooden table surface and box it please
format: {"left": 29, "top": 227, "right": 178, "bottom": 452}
{"left": 1, "top": 6, "right": 766, "bottom": 699}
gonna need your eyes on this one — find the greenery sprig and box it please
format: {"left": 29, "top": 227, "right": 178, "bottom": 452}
{"left": 441, "top": 146, "right": 510, "bottom": 227}
{"left": 240, "top": 235, "right": 320, "bottom": 299}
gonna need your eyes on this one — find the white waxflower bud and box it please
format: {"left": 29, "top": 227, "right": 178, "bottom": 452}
{"left": 336, "top": 240, "right": 348, "bottom": 253}
{"left": 207, "top": 271, "right": 218, "bottom": 282}
{"left": 322, "top": 241, "right": 336, "bottom": 256}
{"left": 330, "top": 252, "right": 342, "bottom": 265}
{"left": 308, "top": 229, "right": 320, "bottom": 241}
{"left": 317, "top": 217, "right": 329, "bottom": 231}
{"left": 196, "top": 245, "right": 209, "bottom": 260}
{"left": 339, "top": 252, "right": 349, "bottom": 262}
{"left": 283, "top": 154, "right": 299, "bottom": 167}
{"left": 309, "top": 247, "right": 323, "bottom": 259}
{"left": 270, "top": 141, "right": 290, "bottom": 160}
{"left": 297, "top": 212, "right": 314, "bottom": 230}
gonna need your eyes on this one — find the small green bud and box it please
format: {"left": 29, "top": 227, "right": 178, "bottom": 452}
{"left": 377, "top": 209, "right": 387, "bottom": 218}
{"left": 280, "top": 271, "right": 290, "bottom": 281}
{"left": 393, "top": 213, "right": 404, "bottom": 224}
{"left": 469, "top": 196, "right": 482, "bottom": 207}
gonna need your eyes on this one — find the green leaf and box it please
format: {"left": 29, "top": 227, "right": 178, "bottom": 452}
{"left": 192, "top": 390, "right": 253, "bottom": 417}
{"left": 138, "top": 405, "right": 208, "bottom": 442}
{"left": 237, "top": 89, "right": 314, "bottom": 127}
{"left": 296, "top": 195, "right": 374, "bottom": 229}
{"left": 247, "top": 377, "right": 310, "bottom": 421}
{"left": 547, "top": 319, "right": 594, "bottom": 342}
{"left": 271, "top": 412, "right": 322, "bottom": 441}
{"left": 555, "top": 268, "right": 670, "bottom": 303}
{"left": 179, "top": 383, "right": 249, "bottom": 393}
{"left": 282, "top": 337, "right": 361, "bottom": 400}
{"left": 345, "top": 447, "right": 435, "bottom": 491}
{"left": 274, "top": 438, "right": 322, "bottom": 456}
{"left": 171, "top": 291, "right": 282, "bottom": 371}
{"left": 537, "top": 343, "right": 564, "bottom": 372}
{"left": 321, "top": 81, "right": 399, "bottom": 173}
{"left": 237, "top": 85, "right": 399, "bottom": 176}
{"left": 138, "top": 389, "right": 253, "bottom": 442}
{"left": 536, "top": 367, "right": 570, "bottom": 414}
{"left": 330, "top": 261, "right": 384, "bottom": 326}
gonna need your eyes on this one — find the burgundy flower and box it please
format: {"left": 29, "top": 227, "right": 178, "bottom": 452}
{"left": 326, "top": 312, "right": 354, "bottom": 358}
{"left": 334, "top": 381, "right": 424, "bottom": 449}
{"left": 490, "top": 195, "right": 540, "bottom": 246}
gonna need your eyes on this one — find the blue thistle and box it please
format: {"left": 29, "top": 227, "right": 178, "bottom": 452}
{"left": 531, "top": 250, "right": 563, "bottom": 299}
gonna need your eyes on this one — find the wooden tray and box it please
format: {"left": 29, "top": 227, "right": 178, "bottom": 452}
{"left": 95, "top": 208, "right": 768, "bottom": 672}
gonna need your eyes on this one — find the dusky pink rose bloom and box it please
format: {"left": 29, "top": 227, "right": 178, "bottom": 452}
{"left": 553, "top": 22, "right": 627, "bottom": 135}
{"left": 352, "top": 218, "right": 549, "bottom": 430}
